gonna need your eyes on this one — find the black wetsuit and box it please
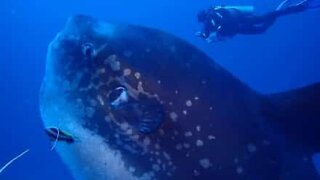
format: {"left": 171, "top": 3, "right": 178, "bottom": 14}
{"left": 202, "top": 3, "right": 308, "bottom": 38}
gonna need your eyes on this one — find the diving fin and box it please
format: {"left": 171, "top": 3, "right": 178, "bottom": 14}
{"left": 277, "top": 0, "right": 320, "bottom": 10}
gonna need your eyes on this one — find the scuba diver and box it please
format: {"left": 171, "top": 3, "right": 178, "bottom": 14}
{"left": 196, "top": 0, "right": 320, "bottom": 43}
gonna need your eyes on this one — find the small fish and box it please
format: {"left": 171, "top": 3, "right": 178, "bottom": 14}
{"left": 45, "top": 127, "right": 75, "bottom": 144}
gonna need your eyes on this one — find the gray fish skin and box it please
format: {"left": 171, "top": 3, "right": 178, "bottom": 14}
{"left": 40, "top": 15, "right": 320, "bottom": 180}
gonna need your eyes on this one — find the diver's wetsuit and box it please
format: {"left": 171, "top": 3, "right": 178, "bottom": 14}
{"left": 200, "top": 1, "right": 310, "bottom": 40}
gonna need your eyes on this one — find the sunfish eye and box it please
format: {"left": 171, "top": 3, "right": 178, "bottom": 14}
{"left": 81, "top": 43, "right": 96, "bottom": 59}
{"left": 108, "top": 86, "right": 129, "bottom": 107}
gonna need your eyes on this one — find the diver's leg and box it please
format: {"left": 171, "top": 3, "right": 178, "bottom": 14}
{"left": 274, "top": 0, "right": 309, "bottom": 16}
{"left": 240, "top": 13, "right": 276, "bottom": 27}
{"left": 238, "top": 23, "right": 273, "bottom": 34}
{"left": 276, "top": 0, "right": 320, "bottom": 11}
{"left": 237, "top": 13, "right": 277, "bottom": 35}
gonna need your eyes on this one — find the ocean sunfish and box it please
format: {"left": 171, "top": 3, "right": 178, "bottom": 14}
{"left": 40, "top": 15, "right": 320, "bottom": 180}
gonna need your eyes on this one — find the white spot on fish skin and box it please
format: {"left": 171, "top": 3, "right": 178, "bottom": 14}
{"left": 162, "top": 164, "right": 166, "bottom": 171}
{"left": 196, "top": 125, "right": 201, "bottom": 132}
{"left": 104, "top": 116, "right": 111, "bottom": 122}
{"left": 168, "top": 102, "right": 173, "bottom": 106}
{"left": 234, "top": 158, "right": 239, "bottom": 164}
{"left": 120, "top": 122, "right": 129, "bottom": 131}
{"left": 155, "top": 144, "right": 160, "bottom": 150}
{"left": 183, "top": 143, "right": 190, "bottom": 149}
{"left": 157, "top": 80, "right": 161, "bottom": 84}
{"left": 86, "top": 107, "right": 95, "bottom": 118}
{"left": 186, "top": 100, "right": 192, "bottom": 107}
{"left": 209, "top": 107, "right": 213, "bottom": 110}
{"left": 169, "top": 112, "right": 178, "bottom": 122}
{"left": 116, "top": 139, "right": 123, "bottom": 146}
{"left": 182, "top": 110, "right": 188, "bottom": 115}
{"left": 143, "top": 137, "right": 151, "bottom": 146}
{"left": 196, "top": 140, "right": 204, "bottom": 147}
{"left": 128, "top": 167, "right": 136, "bottom": 173}
{"left": 184, "top": 131, "right": 193, "bottom": 137}
{"left": 132, "top": 134, "right": 140, "bottom": 140}
{"left": 199, "top": 158, "right": 212, "bottom": 169}
{"left": 193, "top": 170, "right": 200, "bottom": 176}
{"left": 208, "top": 135, "right": 216, "bottom": 140}
{"left": 104, "top": 55, "right": 120, "bottom": 71}
{"left": 89, "top": 99, "right": 98, "bottom": 107}
{"left": 176, "top": 144, "right": 183, "bottom": 150}
{"left": 123, "top": 50, "right": 133, "bottom": 57}
{"left": 247, "top": 144, "right": 257, "bottom": 153}
{"left": 123, "top": 68, "right": 131, "bottom": 76}
{"left": 159, "top": 129, "right": 165, "bottom": 136}
{"left": 201, "top": 80, "right": 207, "bottom": 84}
{"left": 126, "top": 128, "right": 133, "bottom": 135}
{"left": 194, "top": 96, "right": 199, "bottom": 101}
{"left": 175, "top": 90, "right": 179, "bottom": 94}
{"left": 134, "top": 72, "right": 141, "bottom": 79}
{"left": 97, "top": 68, "right": 106, "bottom": 74}
{"left": 137, "top": 81, "right": 144, "bottom": 91}
{"left": 263, "top": 140, "right": 271, "bottom": 145}
{"left": 97, "top": 95, "right": 105, "bottom": 106}
{"left": 163, "top": 152, "right": 171, "bottom": 160}
{"left": 236, "top": 166, "right": 244, "bottom": 174}
{"left": 152, "top": 164, "right": 161, "bottom": 171}
{"left": 114, "top": 133, "right": 120, "bottom": 139}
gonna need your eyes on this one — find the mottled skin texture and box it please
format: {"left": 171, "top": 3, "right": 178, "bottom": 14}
{"left": 40, "top": 15, "right": 320, "bottom": 180}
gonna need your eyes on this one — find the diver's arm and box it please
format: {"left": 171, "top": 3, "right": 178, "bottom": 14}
{"left": 206, "top": 26, "right": 227, "bottom": 43}
{"left": 195, "top": 19, "right": 217, "bottom": 40}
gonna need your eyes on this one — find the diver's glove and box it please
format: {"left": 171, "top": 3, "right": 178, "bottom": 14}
{"left": 195, "top": 31, "right": 207, "bottom": 38}
{"left": 195, "top": 32, "right": 225, "bottom": 43}
{"left": 206, "top": 32, "right": 218, "bottom": 43}
{"left": 195, "top": 31, "right": 218, "bottom": 43}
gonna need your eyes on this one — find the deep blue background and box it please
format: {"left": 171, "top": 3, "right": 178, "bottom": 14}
{"left": 1, "top": 0, "right": 319, "bottom": 179}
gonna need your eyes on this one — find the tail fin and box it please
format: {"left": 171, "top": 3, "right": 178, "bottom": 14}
{"left": 262, "top": 83, "right": 320, "bottom": 150}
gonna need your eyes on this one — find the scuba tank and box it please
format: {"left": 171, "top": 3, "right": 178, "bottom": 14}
{"left": 213, "top": 5, "right": 255, "bottom": 15}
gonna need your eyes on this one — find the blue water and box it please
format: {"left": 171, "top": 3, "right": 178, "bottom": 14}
{"left": 1, "top": 0, "right": 320, "bottom": 179}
